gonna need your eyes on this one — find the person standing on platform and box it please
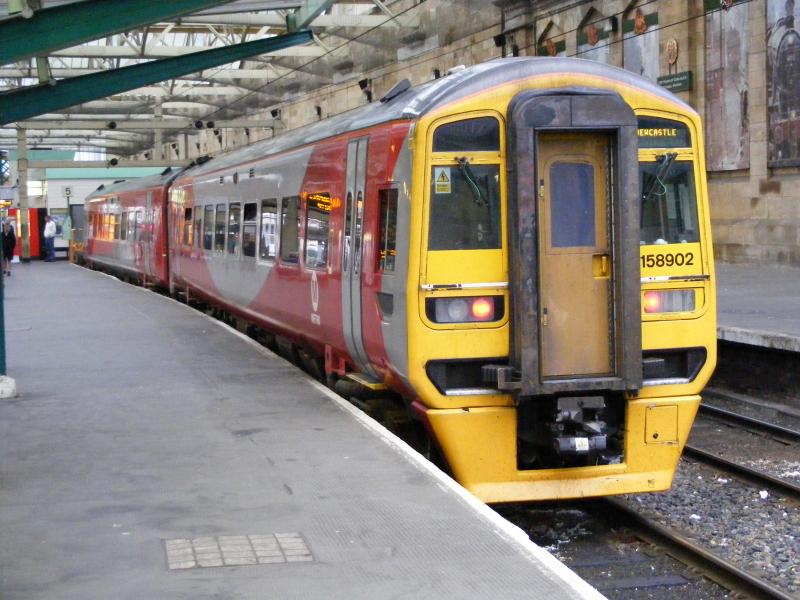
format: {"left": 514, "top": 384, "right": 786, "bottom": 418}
{"left": 2, "top": 220, "right": 15, "bottom": 276}
{"left": 43, "top": 215, "right": 56, "bottom": 262}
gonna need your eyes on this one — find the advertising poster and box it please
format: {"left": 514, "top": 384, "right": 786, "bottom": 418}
{"left": 623, "top": 8, "right": 660, "bottom": 82}
{"left": 705, "top": 1, "right": 751, "bottom": 171}
{"left": 767, "top": 0, "right": 800, "bottom": 167}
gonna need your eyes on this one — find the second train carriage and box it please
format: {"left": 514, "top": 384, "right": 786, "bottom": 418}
{"left": 85, "top": 57, "right": 717, "bottom": 503}
{"left": 84, "top": 169, "right": 178, "bottom": 287}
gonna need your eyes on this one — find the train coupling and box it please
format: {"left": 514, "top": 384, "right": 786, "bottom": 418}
{"left": 552, "top": 397, "right": 608, "bottom": 456}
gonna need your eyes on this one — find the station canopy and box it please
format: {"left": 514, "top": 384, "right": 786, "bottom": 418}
{"left": 0, "top": 0, "right": 495, "bottom": 157}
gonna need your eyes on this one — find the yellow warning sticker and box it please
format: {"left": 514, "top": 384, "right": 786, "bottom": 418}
{"left": 434, "top": 167, "right": 451, "bottom": 194}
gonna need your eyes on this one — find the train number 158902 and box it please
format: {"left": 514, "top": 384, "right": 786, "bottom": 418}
{"left": 641, "top": 252, "right": 694, "bottom": 268}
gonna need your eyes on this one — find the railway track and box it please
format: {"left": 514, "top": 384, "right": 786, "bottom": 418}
{"left": 687, "top": 402, "right": 800, "bottom": 501}
{"left": 603, "top": 499, "right": 797, "bottom": 600}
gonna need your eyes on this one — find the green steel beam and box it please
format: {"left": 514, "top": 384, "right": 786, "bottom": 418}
{"left": 0, "top": 0, "right": 238, "bottom": 66}
{"left": 286, "top": 0, "right": 338, "bottom": 32}
{"left": 0, "top": 30, "right": 313, "bottom": 125}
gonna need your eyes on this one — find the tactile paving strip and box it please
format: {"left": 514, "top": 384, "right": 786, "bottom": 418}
{"left": 165, "top": 533, "right": 313, "bottom": 570}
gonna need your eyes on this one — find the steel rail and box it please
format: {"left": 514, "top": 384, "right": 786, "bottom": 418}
{"left": 682, "top": 445, "right": 800, "bottom": 501}
{"left": 604, "top": 499, "right": 796, "bottom": 600}
{"left": 699, "top": 403, "right": 800, "bottom": 442}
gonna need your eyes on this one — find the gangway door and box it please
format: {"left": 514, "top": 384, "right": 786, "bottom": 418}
{"left": 505, "top": 89, "right": 642, "bottom": 396}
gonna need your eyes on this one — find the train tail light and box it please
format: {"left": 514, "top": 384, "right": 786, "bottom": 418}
{"left": 428, "top": 296, "right": 502, "bottom": 323}
{"left": 643, "top": 290, "right": 695, "bottom": 314}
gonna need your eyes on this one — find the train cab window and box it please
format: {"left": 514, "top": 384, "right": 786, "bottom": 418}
{"left": 640, "top": 160, "right": 699, "bottom": 245}
{"left": 428, "top": 163, "right": 501, "bottom": 250}
{"left": 305, "top": 193, "right": 331, "bottom": 269}
{"left": 193, "top": 208, "right": 203, "bottom": 248}
{"left": 214, "top": 204, "right": 226, "bottom": 252}
{"left": 280, "top": 196, "right": 300, "bottom": 263}
{"left": 227, "top": 202, "right": 241, "bottom": 255}
{"left": 259, "top": 198, "right": 278, "bottom": 260}
{"left": 378, "top": 188, "right": 398, "bottom": 272}
{"left": 432, "top": 117, "right": 499, "bottom": 152}
{"left": 203, "top": 205, "right": 214, "bottom": 250}
{"left": 183, "top": 207, "right": 193, "bottom": 246}
{"left": 242, "top": 202, "right": 257, "bottom": 258}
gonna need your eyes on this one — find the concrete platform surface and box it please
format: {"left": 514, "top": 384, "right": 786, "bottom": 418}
{"left": 0, "top": 262, "right": 601, "bottom": 600}
{"left": 716, "top": 263, "right": 800, "bottom": 352}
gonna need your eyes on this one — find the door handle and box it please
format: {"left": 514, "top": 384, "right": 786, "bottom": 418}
{"left": 593, "top": 254, "right": 611, "bottom": 277}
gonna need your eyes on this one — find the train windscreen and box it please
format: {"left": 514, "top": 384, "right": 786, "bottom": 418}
{"left": 639, "top": 160, "right": 699, "bottom": 245}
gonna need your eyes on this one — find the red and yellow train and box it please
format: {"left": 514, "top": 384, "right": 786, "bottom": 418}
{"left": 84, "top": 57, "right": 717, "bottom": 503}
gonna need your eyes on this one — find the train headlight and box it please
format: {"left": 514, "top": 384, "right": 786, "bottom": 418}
{"left": 643, "top": 290, "right": 695, "bottom": 314}
{"left": 427, "top": 296, "right": 503, "bottom": 323}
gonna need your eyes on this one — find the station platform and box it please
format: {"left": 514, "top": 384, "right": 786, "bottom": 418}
{"left": 716, "top": 262, "right": 800, "bottom": 352}
{"left": 0, "top": 262, "right": 600, "bottom": 600}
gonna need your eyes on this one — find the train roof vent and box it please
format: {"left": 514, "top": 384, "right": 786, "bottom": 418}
{"left": 381, "top": 78, "right": 411, "bottom": 103}
{"left": 95, "top": 184, "right": 105, "bottom": 191}
{"left": 113, "top": 179, "right": 126, "bottom": 184}
{"left": 160, "top": 167, "right": 172, "bottom": 176}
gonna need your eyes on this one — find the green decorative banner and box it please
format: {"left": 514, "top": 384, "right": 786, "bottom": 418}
{"left": 536, "top": 39, "right": 566, "bottom": 56}
{"left": 622, "top": 11, "right": 659, "bottom": 34}
{"left": 657, "top": 71, "right": 693, "bottom": 92}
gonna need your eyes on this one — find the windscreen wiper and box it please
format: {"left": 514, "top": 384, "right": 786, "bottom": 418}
{"left": 456, "top": 157, "right": 488, "bottom": 207}
{"left": 642, "top": 152, "right": 678, "bottom": 205}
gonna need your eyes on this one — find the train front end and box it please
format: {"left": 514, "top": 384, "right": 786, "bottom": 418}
{"left": 405, "top": 61, "right": 716, "bottom": 503}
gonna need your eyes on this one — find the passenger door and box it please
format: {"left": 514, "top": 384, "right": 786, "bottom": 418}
{"left": 342, "top": 138, "right": 374, "bottom": 374}
{"left": 537, "top": 133, "right": 613, "bottom": 377}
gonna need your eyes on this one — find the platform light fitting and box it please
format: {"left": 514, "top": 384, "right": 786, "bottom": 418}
{"left": 364, "top": 90, "right": 373, "bottom": 103}
{"left": 432, "top": 68, "right": 441, "bottom": 80}
{"left": 107, "top": 158, "right": 119, "bottom": 166}
{"left": 107, "top": 121, "right": 117, "bottom": 129}
{"left": 358, "top": 78, "right": 371, "bottom": 91}
{"left": 194, "top": 120, "right": 204, "bottom": 129}
{"left": 206, "top": 121, "right": 215, "bottom": 129}
{"left": 270, "top": 108, "right": 281, "bottom": 119}
{"left": 315, "top": 105, "right": 322, "bottom": 119}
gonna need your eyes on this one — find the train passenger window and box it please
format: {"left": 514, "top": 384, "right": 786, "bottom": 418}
{"left": 193, "top": 208, "right": 202, "bottom": 248}
{"left": 203, "top": 205, "right": 214, "bottom": 250}
{"left": 280, "top": 196, "right": 300, "bottom": 263}
{"left": 432, "top": 117, "right": 499, "bottom": 152}
{"left": 378, "top": 188, "right": 398, "bottom": 272}
{"left": 183, "top": 207, "right": 192, "bottom": 246}
{"left": 113, "top": 213, "right": 121, "bottom": 240}
{"left": 135, "top": 209, "right": 144, "bottom": 242}
{"left": 120, "top": 211, "right": 127, "bottom": 241}
{"left": 305, "top": 193, "right": 331, "bottom": 269}
{"left": 428, "top": 164, "right": 501, "bottom": 250}
{"left": 550, "top": 162, "right": 595, "bottom": 248}
{"left": 640, "top": 160, "right": 699, "bottom": 244}
{"left": 242, "top": 202, "right": 257, "bottom": 258}
{"left": 214, "top": 204, "right": 226, "bottom": 252}
{"left": 343, "top": 192, "right": 353, "bottom": 272}
{"left": 227, "top": 203, "right": 241, "bottom": 255}
{"left": 259, "top": 199, "right": 278, "bottom": 260}
{"left": 127, "top": 211, "right": 135, "bottom": 240}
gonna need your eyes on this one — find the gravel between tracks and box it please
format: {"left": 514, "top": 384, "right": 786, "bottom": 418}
{"left": 622, "top": 459, "right": 800, "bottom": 595}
